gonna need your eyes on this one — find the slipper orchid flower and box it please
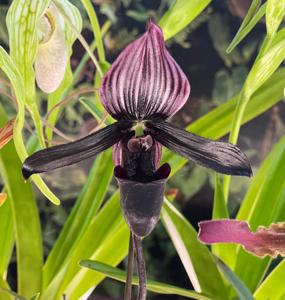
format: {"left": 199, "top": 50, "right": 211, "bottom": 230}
{"left": 35, "top": 3, "right": 68, "bottom": 93}
{"left": 22, "top": 21, "right": 252, "bottom": 300}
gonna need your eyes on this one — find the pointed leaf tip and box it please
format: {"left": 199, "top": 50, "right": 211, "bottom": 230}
{"left": 198, "top": 219, "right": 285, "bottom": 258}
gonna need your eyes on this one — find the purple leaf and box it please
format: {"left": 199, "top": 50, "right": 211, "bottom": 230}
{"left": 99, "top": 20, "right": 190, "bottom": 120}
{"left": 198, "top": 219, "right": 285, "bottom": 258}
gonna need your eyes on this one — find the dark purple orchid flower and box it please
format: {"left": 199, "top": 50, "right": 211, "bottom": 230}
{"left": 22, "top": 21, "right": 251, "bottom": 300}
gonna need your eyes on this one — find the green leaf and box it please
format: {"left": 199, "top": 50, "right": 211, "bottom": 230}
{"left": 30, "top": 293, "right": 40, "bottom": 300}
{"left": 222, "top": 28, "right": 285, "bottom": 199}
{"left": 212, "top": 175, "right": 229, "bottom": 220}
{"left": 0, "top": 288, "right": 26, "bottom": 300}
{"left": 41, "top": 192, "right": 129, "bottom": 299}
{"left": 214, "top": 257, "right": 254, "bottom": 300}
{"left": 0, "top": 192, "right": 13, "bottom": 278}
{"left": 243, "top": 30, "right": 285, "bottom": 99}
{"left": 0, "top": 281, "right": 13, "bottom": 300}
{"left": 212, "top": 175, "right": 235, "bottom": 265}
{"left": 80, "top": 0, "right": 106, "bottom": 63}
{"left": 43, "top": 150, "right": 114, "bottom": 288}
{"left": 234, "top": 136, "right": 285, "bottom": 291}
{"left": 0, "top": 108, "right": 42, "bottom": 298}
{"left": 159, "top": 0, "right": 212, "bottom": 40}
{"left": 227, "top": 1, "right": 265, "bottom": 53}
{"left": 80, "top": 260, "right": 214, "bottom": 300}
{"left": 161, "top": 199, "right": 227, "bottom": 299}
{"left": 266, "top": 0, "right": 285, "bottom": 36}
{"left": 57, "top": 224, "right": 129, "bottom": 300}
{"left": 254, "top": 259, "right": 285, "bottom": 300}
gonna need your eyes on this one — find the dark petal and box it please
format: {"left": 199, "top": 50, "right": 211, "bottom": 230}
{"left": 99, "top": 21, "right": 190, "bottom": 121}
{"left": 115, "top": 163, "right": 171, "bottom": 237}
{"left": 146, "top": 120, "right": 252, "bottom": 177}
{"left": 22, "top": 121, "right": 132, "bottom": 179}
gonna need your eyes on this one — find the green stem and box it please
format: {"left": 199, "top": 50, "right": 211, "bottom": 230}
{"left": 222, "top": 92, "right": 249, "bottom": 199}
{"left": 81, "top": 0, "right": 106, "bottom": 63}
{"left": 222, "top": 33, "right": 276, "bottom": 200}
{"left": 29, "top": 104, "right": 46, "bottom": 148}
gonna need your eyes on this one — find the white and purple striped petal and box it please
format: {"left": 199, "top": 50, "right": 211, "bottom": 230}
{"left": 99, "top": 21, "right": 190, "bottom": 121}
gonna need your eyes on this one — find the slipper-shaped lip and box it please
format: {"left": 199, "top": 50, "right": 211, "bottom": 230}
{"left": 115, "top": 163, "right": 171, "bottom": 237}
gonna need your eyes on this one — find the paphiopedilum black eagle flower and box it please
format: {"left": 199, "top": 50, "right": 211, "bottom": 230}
{"left": 22, "top": 21, "right": 251, "bottom": 237}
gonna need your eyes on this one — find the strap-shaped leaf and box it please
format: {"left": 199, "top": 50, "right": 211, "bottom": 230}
{"left": 227, "top": 1, "right": 265, "bottom": 53}
{"left": 0, "top": 108, "right": 42, "bottom": 298}
{"left": 254, "top": 259, "right": 285, "bottom": 300}
{"left": 161, "top": 199, "right": 227, "bottom": 297}
{"left": 80, "top": 260, "right": 214, "bottom": 300}
{"left": 233, "top": 135, "right": 285, "bottom": 291}
{"left": 159, "top": 0, "right": 211, "bottom": 40}
{"left": 266, "top": 0, "right": 285, "bottom": 36}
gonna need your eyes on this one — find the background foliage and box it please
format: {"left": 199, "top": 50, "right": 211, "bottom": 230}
{"left": 0, "top": 0, "right": 285, "bottom": 299}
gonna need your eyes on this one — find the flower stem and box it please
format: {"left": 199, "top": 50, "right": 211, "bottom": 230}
{"left": 134, "top": 235, "right": 147, "bottom": 300}
{"left": 124, "top": 232, "right": 134, "bottom": 300}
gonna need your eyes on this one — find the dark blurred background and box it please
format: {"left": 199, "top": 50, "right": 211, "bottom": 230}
{"left": 1, "top": 0, "right": 285, "bottom": 299}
